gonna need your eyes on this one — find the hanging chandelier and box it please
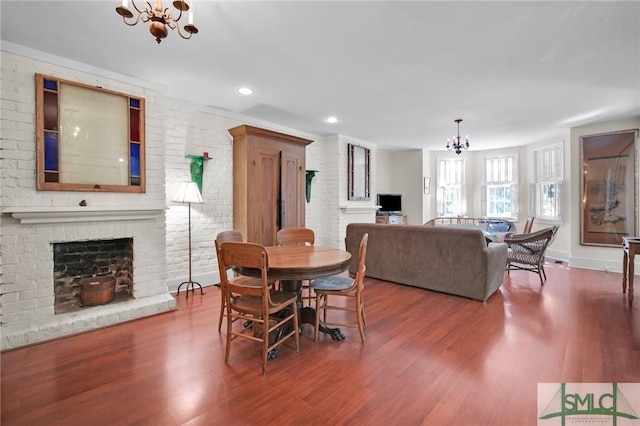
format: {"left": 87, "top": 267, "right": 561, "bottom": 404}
{"left": 446, "top": 118, "right": 470, "bottom": 155}
{"left": 116, "top": 0, "right": 199, "bottom": 44}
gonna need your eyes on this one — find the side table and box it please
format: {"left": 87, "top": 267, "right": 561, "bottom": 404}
{"left": 622, "top": 237, "right": 639, "bottom": 307}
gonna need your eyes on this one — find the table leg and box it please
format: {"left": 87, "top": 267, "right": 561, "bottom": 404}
{"left": 300, "top": 307, "right": 345, "bottom": 341}
{"left": 280, "top": 280, "right": 345, "bottom": 340}
{"left": 629, "top": 254, "right": 634, "bottom": 307}
{"left": 280, "top": 279, "right": 303, "bottom": 314}
{"left": 622, "top": 251, "right": 628, "bottom": 294}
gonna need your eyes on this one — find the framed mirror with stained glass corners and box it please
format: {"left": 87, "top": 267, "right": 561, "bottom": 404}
{"left": 35, "top": 74, "right": 145, "bottom": 192}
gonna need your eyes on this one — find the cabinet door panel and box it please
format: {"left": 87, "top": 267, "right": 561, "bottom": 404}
{"left": 281, "top": 150, "right": 304, "bottom": 230}
{"left": 254, "top": 148, "right": 280, "bottom": 246}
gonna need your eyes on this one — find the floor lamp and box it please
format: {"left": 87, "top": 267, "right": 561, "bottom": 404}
{"left": 172, "top": 181, "right": 204, "bottom": 299}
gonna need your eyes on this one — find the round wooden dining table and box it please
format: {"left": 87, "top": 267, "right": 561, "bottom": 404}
{"left": 236, "top": 245, "right": 352, "bottom": 341}
{"left": 265, "top": 245, "right": 352, "bottom": 280}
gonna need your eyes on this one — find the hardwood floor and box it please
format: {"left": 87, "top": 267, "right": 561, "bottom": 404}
{"left": 2, "top": 263, "right": 639, "bottom": 425}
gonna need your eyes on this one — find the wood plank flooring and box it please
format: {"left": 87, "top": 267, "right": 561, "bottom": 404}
{"left": 2, "top": 263, "right": 639, "bottom": 425}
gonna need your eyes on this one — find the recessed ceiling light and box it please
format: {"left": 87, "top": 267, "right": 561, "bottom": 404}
{"left": 237, "top": 87, "right": 254, "bottom": 95}
{"left": 325, "top": 116, "right": 338, "bottom": 124}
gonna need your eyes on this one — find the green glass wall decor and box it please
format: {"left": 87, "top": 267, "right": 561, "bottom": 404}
{"left": 306, "top": 170, "right": 318, "bottom": 203}
{"left": 185, "top": 153, "right": 211, "bottom": 193}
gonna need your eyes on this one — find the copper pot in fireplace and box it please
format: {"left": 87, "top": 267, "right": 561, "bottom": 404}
{"left": 80, "top": 275, "right": 116, "bottom": 306}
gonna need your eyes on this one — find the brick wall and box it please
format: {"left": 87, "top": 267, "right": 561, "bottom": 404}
{"left": 164, "top": 106, "right": 241, "bottom": 289}
{"left": 0, "top": 51, "right": 174, "bottom": 350}
{"left": 0, "top": 48, "right": 390, "bottom": 350}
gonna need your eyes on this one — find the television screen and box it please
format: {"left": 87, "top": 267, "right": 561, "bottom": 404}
{"left": 377, "top": 194, "right": 402, "bottom": 213}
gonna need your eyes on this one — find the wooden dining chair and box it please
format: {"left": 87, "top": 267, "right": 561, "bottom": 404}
{"left": 219, "top": 241, "right": 299, "bottom": 376}
{"left": 276, "top": 227, "right": 315, "bottom": 305}
{"left": 276, "top": 227, "right": 315, "bottom": 246}
{"left": 215, "top": 230, "right": 244, "bottom": 332}
{"left": 311, "top": 233, "right": 369, "bottom": 344}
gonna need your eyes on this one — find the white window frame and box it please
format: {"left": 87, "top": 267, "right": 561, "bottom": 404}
{"left": 437, "top": 157, "right": 466, "bottom": 217}
{"left": 481, "top": 153, "right": 518, "bottom": 219}
{"left": 532, "top": 142, "right": 564, "bottom": 222}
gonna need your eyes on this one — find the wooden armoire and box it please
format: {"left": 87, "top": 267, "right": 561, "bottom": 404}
{"left": 229, "top": 125, "right": 313, "bottom": 246}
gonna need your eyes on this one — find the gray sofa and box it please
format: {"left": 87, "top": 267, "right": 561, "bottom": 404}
{"left": 345, "top": 223, "right": 508, "bottom": 301}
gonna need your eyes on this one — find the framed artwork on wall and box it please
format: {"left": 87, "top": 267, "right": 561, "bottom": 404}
{"left": 580, "top": 129, "right": 638, "bottom": 246}
{"left": 35, "top": 73, "right": 146, "bottom": 192}
{"left": 348, "top": 143, "right": 370, "bottom": 201}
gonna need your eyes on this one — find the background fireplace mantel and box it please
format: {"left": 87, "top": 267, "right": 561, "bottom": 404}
{"left": 2, "top": 206, "right": 166, "bottom": 224}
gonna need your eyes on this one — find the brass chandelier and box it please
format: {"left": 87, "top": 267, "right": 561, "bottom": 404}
{"left": 116, "top": 0, "right": 199, "bottom": 44}
{"left": 446, "top": 118, "right": 470, "bottom": 155}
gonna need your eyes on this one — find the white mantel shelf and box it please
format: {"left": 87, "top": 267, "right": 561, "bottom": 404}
{"left": 340, "top": 205, "right": 381, "bottom": 214}
{"left": 2, "top": 206, "right": 166, "bottom": 224}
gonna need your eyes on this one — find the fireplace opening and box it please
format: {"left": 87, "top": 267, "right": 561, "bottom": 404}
{"left": 53, "top": 238, "right": 134, "bottom": 314}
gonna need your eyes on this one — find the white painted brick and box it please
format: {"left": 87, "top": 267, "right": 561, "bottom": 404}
{"left": 0, "top": 48, "right": 383, "bottom": 350}
{"left": 0, "top": 51, "right": 174, "bottom": 350}
{"left": 0, "top": 291, "right": 19, "bottom": 304}
{"left": 0, "top": 281, "right": 18, "bottom": 294}
{"left": 1, "top": 109, "right": 33, "bottom": 124}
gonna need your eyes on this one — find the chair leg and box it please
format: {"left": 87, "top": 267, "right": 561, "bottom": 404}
{"left": 323, "top": 298, "right": 328, "bottom": 323}
{"left": 538, "top": 260, "right": 547, "bottom": 285}
{"left": 292, "top": 301, "right": 300, "bottom": 351}
{"left": 262, "top": 318, "right": 269, "bottom": 376}
{"left": 224, "top": 307, "right": 233, "bottom": 364}
{"left": 314, "top": 293, "right": 322, "bottom": 342}
{"left": 361, "top": 295, "right": 367, "bottom": 327}
{"left": 218, "top": 288, "right": 225, "bottom": 332}
{"left": 356, "top": 294, "right": 365, "bottom": 344}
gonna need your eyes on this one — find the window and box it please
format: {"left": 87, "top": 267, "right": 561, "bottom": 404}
{"left": 482, "top": 154, "right": 518, "bottom": 218}
{"left": 533, "top": 143, "right": 563, "bottom": 221}
{"left": 437, "top": 157, "right": 465, "bottom": 216}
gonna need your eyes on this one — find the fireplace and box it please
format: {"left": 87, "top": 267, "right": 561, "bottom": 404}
{"left": 1, "top": 206, "right": 176, "bottom": 351}
{"left": 53, "top": 238, "right": 134, "bottom": 314}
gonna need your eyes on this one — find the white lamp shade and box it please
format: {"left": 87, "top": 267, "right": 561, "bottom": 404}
{"left": 172, "top": 181, "right": 203, "bottom": 204}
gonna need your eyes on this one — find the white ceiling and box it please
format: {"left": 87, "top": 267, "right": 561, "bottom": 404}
{"left": 1, "top": 1, "right": 639, "bottom": 152}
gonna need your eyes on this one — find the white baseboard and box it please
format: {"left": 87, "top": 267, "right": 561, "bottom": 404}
{"left": 568, "top": 257, "right": 627, "bottom": 274}
{"left": 545, "top": 248, "right": 569, "bottom": 263}
{"left": 544, "top": 249, "right": 639, "bottom": 275}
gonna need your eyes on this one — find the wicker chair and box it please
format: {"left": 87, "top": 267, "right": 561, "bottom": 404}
{"left": 505, "top": 225, "right": 558, "bottom": 285}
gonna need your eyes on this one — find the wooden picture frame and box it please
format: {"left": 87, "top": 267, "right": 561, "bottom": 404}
{"left": 348, "top": 144, "right": 370, "bottom": 201}
{"left": 580, "top": 129, "right": 638, "bottom": 246}
{"left": 35, "top": 74, "right": 145, "bottom": 192}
